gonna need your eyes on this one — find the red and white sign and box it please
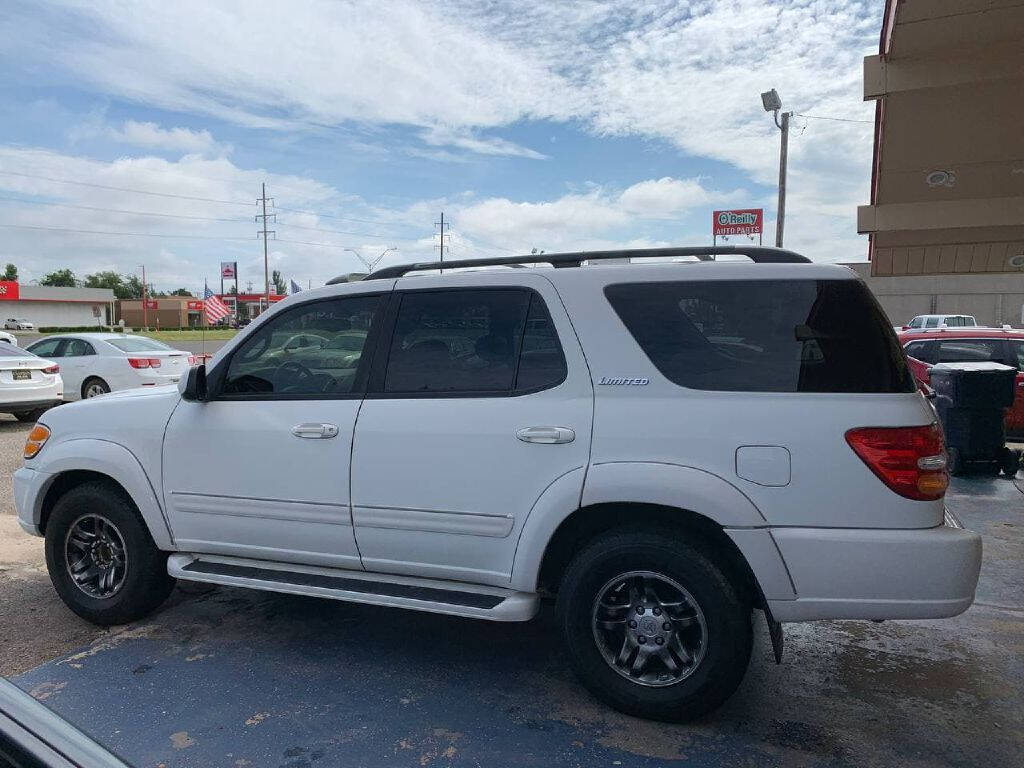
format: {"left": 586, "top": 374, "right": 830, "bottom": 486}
{"left": 712, "top": 209, "right": 763, "bottom": 236}
{"left": 187, "top": 300, "right": 204, "bottom": 311}
{"left": 0, "top": 281, "right": 20, "bottom": 300}
{"left": 144, "top": 299, "right": 158, "bottom": 310}
{"left": 220, "top": 261, "right": 237, "bottom": 279}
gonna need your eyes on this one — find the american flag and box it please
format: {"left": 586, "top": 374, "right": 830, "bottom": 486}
{"left": 203, "top": 286, "right": 230, "bottom": 324}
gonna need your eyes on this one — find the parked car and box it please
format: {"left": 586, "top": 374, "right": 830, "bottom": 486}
{"left": 23, "top": 333, "right": 194, "bottom": 400}
{"left": 899, "top": 314, "right": 977, "bottom": 331}
{"left": 0, "top": 343, "right": 62, "bottom": 421}
{"left": 901, "top": 326, "right": 1024, "bottom": 439}
{"left": 5, "top": 317, "right": 34, "bottom": 330}
{"left": 15, "top": 248, "right": 981, "bottom": 723}
{"left": 0, "top": 329, "right": 17, "bottom": 343}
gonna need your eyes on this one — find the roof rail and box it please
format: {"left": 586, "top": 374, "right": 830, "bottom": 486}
{"left": 351, "top": 246, "right": 810, "bottom": 282}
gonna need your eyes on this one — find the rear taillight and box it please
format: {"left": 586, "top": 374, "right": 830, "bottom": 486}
{"left": 148, "top": 358, "right": 161, "bottom": 368}
{"left": 128, "top": 358, "right": 150, "bottom": 369}
{"left": 845, "top": 423, "right": 948, "bottom": 501}
{"left": 42, "top": 364, "right": 59, "bottom": 374}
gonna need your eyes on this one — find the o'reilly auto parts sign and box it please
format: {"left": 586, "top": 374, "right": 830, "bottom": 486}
{"left": 712, "top": 208, "right": 763, "bottom": 236}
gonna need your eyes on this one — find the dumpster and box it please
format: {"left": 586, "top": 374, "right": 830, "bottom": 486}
{"left": 929, "top": 361, "right": 1019, "bottom": 476}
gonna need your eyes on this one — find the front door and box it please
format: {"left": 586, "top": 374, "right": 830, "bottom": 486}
{"left": 162, "top": 291, "right": 387, "bottom": 569}
{"left": 350, "top": 275, "right": 593, "bottom": 586}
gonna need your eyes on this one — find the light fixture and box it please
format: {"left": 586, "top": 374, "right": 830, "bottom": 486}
{"left": 926, "top": 170, "right": 956, "bottom": 188}
{"left": 1007, "top": 254, "right": 1024, "bottom": 269}
{"left": 760, "top": 89, "right": 782, "bottom": 112}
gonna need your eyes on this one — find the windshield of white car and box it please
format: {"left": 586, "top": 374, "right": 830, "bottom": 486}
{"left": 107, "top": 338, "right": 174, "bottom": 352}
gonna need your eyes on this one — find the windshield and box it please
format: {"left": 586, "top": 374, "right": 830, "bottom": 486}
{"left": 0, "top": 344, "right": 34, "bottom": 357}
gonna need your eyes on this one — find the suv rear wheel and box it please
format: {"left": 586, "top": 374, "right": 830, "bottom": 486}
{"left": 556, "top": 528, "right": 752, "bottom": 722}
{"left": 44, "top": 481, "right": 176, "bottom": 625}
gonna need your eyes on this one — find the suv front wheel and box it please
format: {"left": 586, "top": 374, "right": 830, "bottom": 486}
{"left": 44, "top": 481, "right": 176, "bottom": 625}
{"left": 556, "top": 528, "right": 752, "bottom": 722}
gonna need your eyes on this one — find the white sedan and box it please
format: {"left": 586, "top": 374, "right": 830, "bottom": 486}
{"left": 4, "top": 318, "right": 34, "bottom": 330}
{"left": 0, "top": 330, "right": 17, "bottom": 344}
{"left": 0, "top": 343, "right": 63, "bottom": 421}
{"left": 24, "top": 333, "right": 194, "bottom": 400}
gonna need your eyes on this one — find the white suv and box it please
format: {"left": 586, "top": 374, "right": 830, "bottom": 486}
{"left": 14, "top": 247, "right": 981, "bottom": 722}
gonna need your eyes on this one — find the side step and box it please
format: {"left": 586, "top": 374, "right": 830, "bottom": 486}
{"left": 167, "top": 554, "right": 539, "bottom": 622}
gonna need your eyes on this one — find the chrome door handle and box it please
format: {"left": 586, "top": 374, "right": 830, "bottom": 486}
{"left": 291, "top": 423, "right": 339, "bottom": 439}
{"left": 516, "top": 426, "right": 575, "bottom": 444}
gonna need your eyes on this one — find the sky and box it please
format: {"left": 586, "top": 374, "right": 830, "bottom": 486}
{"left": 0, "top": 0, "right": 879, "bottom": 294}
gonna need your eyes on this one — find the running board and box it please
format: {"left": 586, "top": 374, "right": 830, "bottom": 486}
{"left": 167, "top": 554, "right": 539, "bottom": 622}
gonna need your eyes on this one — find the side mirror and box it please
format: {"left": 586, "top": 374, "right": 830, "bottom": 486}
{"left": 182, "top": 364, "right": 208, "bottom": 402}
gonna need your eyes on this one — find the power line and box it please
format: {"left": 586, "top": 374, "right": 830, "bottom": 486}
{"left": 0, "top": 222, "right": 258, "bottom": 241}
{"left": 795, "top": 113, "right": 873, "bottom": 124}
{"left": 0, "top": 170, "right": 253, "bottom": 206}
{"left": 276, "top": 219, "right": 411, "bottom": 240}
{"left": 274, "top": 204, "right": 424, "bottom": 229}
{"left": 0, "top": 195, "right": 249, "bottom": 223}
{"left": 256, "top": 183, "right": 275, "bottom": 305}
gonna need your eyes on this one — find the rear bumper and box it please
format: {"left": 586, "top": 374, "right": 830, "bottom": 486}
{"left": 0, "top": 396, "right": 62, "bottom": 413}
{"left": 767, "top": 512, "right": 981, "bottom": 622}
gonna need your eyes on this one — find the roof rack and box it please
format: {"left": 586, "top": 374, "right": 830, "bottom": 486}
{"left": 341, "top": 246, "right": 809, "bottom": 283}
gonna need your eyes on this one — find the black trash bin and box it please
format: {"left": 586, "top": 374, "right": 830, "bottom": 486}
{"left": 928, "top": 361, "right": 1019, "bottom": 476}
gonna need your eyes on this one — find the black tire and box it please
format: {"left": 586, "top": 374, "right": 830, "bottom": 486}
{"left": 14, "top": 408, "right": 46, "bottom": 423}
{"left": 1000, "top": 447, "right": 1019, "bottom": 477}
{"left": 556, "top": 528, "right": 753, "bottom": 722}
{"left": 44, "top": 481, "right": 175, "bottom": 625}
{"left": 81, "top": 377, "right": 110, "bottom": 399}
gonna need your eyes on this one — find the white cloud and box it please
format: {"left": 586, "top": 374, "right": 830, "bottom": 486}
{"left": 107, "top": 121, "right": 230, "bottom": 156}
{"left": 420, "top": 126, "right": 547, "bottom": 160}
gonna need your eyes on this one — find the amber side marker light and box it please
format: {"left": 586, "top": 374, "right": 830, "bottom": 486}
{"left": 845, "top": 423, "right": 949, "bottom": 501}
{"left": 24, "top": 424, "right": 50, "bottom": 459}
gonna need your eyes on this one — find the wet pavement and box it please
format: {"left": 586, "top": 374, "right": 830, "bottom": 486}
{"left": 13, "top": 476, "right": 1024, "bottom": 767}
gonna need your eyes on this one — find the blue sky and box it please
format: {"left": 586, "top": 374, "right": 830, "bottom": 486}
{"left": 0, "top": 0, "right": 879, "bottom": 292}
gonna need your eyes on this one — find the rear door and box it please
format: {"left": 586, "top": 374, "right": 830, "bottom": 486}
{"left": 58, "top": 338, "right": 97, "bottom": 398}
{"left": 350, "top": 273, "right": 592, "bottom": 586}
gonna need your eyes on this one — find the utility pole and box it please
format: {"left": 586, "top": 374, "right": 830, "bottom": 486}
{"left": 760, "top": 88, "right": 792, "bottom": 248}
{"left": 256, "top": 183, "right": 275, "bottom": 314}
{"left": 775, "top": 111, "right": 790, "bottom": 248}
{"left": 434, "top": 212, "right": 450, "bottom": 263}
{"left": 138, "top": 264, "right": 147, "bottom": 329}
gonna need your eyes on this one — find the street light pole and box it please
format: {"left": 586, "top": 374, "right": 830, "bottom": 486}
{"left": 138, "top": 264, "right": 147, "bottom": 330}
{"left": 761, "top": 88, "right": 793, "bottom": 248}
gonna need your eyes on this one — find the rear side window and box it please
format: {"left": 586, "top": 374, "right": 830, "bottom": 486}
{"left": 925, "top": 317, "right": 940, "bottom": 327}
{"left": 903, "top": 340, "right": 932, "bottom": 362}
{"left": 933, "top": 339, "right": 1004, "bottom": 364}
{"left": 605, "top": 279, "right": 916, "bottom": 393}
{"left": 382, "top": 289, "right": 566, "bottom": 395}
{"left": 27, "top": 338, "right": 64, "bottom": 357}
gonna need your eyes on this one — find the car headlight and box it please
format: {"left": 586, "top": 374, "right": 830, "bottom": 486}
{"left": 24, "top": 424, "right": 50, "bottom": 459}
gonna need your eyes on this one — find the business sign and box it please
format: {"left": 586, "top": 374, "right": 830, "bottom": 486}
{"left": 187, "top": 300, "right": 204, "bottom": 311}
{"left": 144, "top": 299, "right": 158, "bottom": 310}
{"left": 712, "top": 209, "right": 763, "bottom": 236}
{"left": 220, "top": 261, "right": 237, "bottom": 279}
{"left": 0, "top": 281, "right": 20, "bottom": 300}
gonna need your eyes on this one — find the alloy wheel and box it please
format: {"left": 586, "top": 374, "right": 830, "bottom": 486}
{"left": 64, "top": 514, "right": 128, "bottom": 599}
{"left": 591, "top": 570, "right": 708, "bottom": 687}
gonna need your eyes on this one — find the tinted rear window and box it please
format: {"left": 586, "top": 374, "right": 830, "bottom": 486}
{"left": 605, "top": 279, "right": 916, "bottom": 393}
{"left": 107, "top": 337, "right": 172, "bottom": 352}
{"left": 0, "top": 344, "right": 34, "bottom": 357}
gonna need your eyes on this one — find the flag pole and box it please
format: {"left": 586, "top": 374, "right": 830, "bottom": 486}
{"left": 202, "top": 278, "right": 207, "bottom": 360}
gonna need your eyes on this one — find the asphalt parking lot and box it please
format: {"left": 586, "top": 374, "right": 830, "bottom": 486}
{"left": 2, "top": 417, "right": 1022, "bottom": 767}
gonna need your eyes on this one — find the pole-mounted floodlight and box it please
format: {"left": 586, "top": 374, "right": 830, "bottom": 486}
{"left": 761, "top": 88, "right": 791, "bottom": 248}
{"left": 761, "top": 88, "right": 782, "bottom": 113}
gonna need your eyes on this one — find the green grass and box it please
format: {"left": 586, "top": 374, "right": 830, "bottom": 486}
{"left": 135, "top": 329, "right": 238, "bottom": 341}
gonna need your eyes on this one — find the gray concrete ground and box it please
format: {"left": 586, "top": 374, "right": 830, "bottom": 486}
{"left": 2, "top": 417, "right": 1022, "bottom": 766}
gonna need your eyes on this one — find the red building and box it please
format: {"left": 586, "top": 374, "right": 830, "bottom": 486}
{"left": 218, "top": 292, "right": 286, "bottom": 321}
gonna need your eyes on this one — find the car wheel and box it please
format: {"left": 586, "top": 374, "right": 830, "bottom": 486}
{"left": 14, "top": 408, "right": 46, "bottom": 423}
{"left": 44, "top": 481, "right": 176, "bottom": 626}
{"left": 556, "top": 528, "right": 753, "bottom": 723}
{"left": 82, "top": 377, "right": 110, "bottom": 399}
{"left": 1000, "top": 447, "right": 1019, "bottom": 477}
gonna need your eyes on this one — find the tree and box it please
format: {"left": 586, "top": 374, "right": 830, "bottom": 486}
{"left": 40, "top": 269, "right": 76, "bottom": 287}
{"left": 169, "top": 288, "right": 193, "bottom": 297}
{"left": 271, "top": 269, "right": 287, "bottom": 296}
{"left": 2, "top": 264, "right": 17, "bottom": 281}
{"left": 83, "top": 271, "right": 147, "bottom": 300}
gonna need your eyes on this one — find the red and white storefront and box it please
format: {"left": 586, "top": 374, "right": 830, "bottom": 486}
{"left": 0, "top": 281, "right": 116, "bottom": 328}
{"left": 217, "top": 292, "right": 286, "bottom": 320}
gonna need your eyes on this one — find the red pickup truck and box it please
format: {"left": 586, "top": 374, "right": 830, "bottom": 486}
{"left": 899, "top": 327, "right": 1024, "bottom": 439}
